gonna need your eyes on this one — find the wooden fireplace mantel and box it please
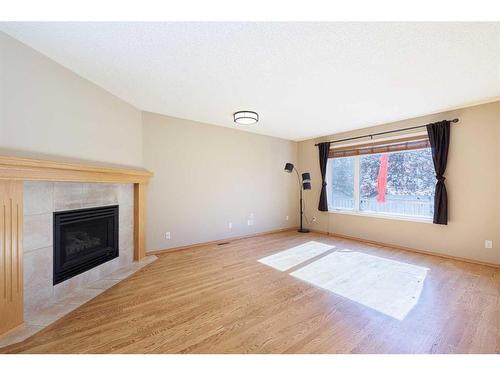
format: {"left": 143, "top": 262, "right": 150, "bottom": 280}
{"left": 0, "top": 155, "right": 153, "bottom": 336}
{"left": 0, "top": 155, "right": 153, "bottom": 183}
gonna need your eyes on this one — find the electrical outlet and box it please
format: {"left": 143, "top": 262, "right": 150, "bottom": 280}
{"left": 312, "top": 217, "right": 317, "bottom": 223}
{"left": 228, "top": 222, "right": 233, "bottom": 229}
{"left": 485, "top": 240, "right": 493, "bottom": 249}
{"left": 286, "top": 215, "right": 289, "bottom": 221}
{"left": 247, "top": 219, "right": 253, "bottom": 226}
{"left": 165, "top": 232, "right": 171, "bottom": 240}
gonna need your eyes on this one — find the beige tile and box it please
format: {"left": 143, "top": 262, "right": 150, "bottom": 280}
{"left": 77, "top": 264, "right": 104, "bottom": 286}
{"left": 25, "top": 303, "right": 80, "bottom": 326}
{"left": 24, "top": 213, "right": 52, "bottom": 252}
{"left": 88, "top": 278, "right": 121, "bottom": 290}
{"left": 58, "top": 288, "right": 103, "bottom": 305}
{"left": 119, "top": 203, "right": 134, "bottom": 250}
{"left": 0, "top": 324, "right": 45, "bottom": 349}
{"left": 82, "top": 183, "right": 118, "bottom": 207}
{"left": 53, "top": 273, "right": 84, "bottom": 301}
{"left": 24, "top": 246, "right": 54, "bottom": 314}
{"left": 106, "top": 267, "right": 137, "bottom": 280}
{"left": 113, "top": 255, "right": 158, "bottom": 277}
{"left": 24, "top": 181, "right": 54, "bottom": 215}
{"left": 117, "top": 183, "right": 133, "bottom": 208}
{"left": 54, "top": 182, "right": 84, "bottom": 211}
{"left": 127, "top": 256, "right": 157, "bottom": 275}
{"left": 96, "top": 257, "right": 121, "bottom": 278}
{"left": 118, "top": 250, "right": 133, "bottom": 267}
{"left": 118, "top": 231, "right": 134, "bottom": 256}
{"left": 139, "top": 255, "right": 158, "bottom": 266}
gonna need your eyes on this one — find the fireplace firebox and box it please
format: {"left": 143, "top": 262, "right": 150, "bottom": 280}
{"left": 53, "top": 205, "right": 119, "bottom": 285}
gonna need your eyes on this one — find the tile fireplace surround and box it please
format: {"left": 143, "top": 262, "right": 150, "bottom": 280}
{"left": 24, "top": 182, "right": 134, "bottom": 314}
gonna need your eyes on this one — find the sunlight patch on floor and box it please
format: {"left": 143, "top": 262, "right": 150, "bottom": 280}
{"left": 290, "top": 250, "right": 428, "bottom": 320}
{"left": 257, "top": 241, "right": 335, "bottom": 271}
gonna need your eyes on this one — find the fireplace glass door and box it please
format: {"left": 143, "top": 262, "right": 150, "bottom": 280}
{"left": 53, "top": 205, "right": 119, "bottom": 285}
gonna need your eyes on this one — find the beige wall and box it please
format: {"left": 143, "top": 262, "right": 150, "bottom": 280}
{"left": 0, "top": 32, "right": 143, "bottom": 167}
{"left": 299, "top": 101, "right": 500, "bottom": 265}
{"left": 142, "top": 112, "right": 299, "bottom": 252}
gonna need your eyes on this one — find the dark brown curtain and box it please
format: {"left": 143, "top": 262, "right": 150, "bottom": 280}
{"left": 426, "top": 120, "right": 450, "bottom": 225}
{"left": 318, "top": 142, "right": 331, "bottom": 211}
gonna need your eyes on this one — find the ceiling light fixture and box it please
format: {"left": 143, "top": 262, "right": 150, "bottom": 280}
{"left": 233, "top": 111, "right": 259, "bottom": 125}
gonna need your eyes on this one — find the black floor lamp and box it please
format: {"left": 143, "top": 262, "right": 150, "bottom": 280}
{"left": 284, "top": 163, "right": 311, "bottom": 233}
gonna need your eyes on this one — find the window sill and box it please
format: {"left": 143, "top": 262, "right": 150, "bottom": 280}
{"left": 327, "top": 209, "right": 433, "bottom": 224}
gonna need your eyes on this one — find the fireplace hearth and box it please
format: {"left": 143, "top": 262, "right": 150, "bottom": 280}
{"left": 53, "top": 205, "right": 119, "bottom": 285}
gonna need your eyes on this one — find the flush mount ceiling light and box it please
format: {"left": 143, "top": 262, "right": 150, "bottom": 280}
{"left": 233, "top": 111, "right": 259, "bottom": 125}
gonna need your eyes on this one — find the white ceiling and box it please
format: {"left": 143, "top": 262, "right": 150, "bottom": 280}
{"left": 1, "top": 22, "right": 499, "bottom": 141}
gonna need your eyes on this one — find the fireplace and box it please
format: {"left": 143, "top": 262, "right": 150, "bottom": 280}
{"left": 53, "top": 205, "right": 119, "bottom": 285}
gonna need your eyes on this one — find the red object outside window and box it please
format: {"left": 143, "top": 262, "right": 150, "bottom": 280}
{"left": 377, "top": 153, "right": 389, "bottom": 203}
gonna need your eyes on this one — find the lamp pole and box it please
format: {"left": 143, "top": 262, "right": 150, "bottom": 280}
{"left": 293, "top": 167, "right": 309, "bottom": 233}
{"left": 284, "top": 162, "right": 310, "bottom": 233}
{"left": 300, "top": 183, "right": 305, "bottom": 232}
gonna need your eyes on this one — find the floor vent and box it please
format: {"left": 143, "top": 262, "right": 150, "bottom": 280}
{"left": 217, "top": 242, "right": 230, "bottom": 246}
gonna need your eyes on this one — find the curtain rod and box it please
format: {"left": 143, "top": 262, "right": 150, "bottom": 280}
{"left": 314, "top": 118, "right": 459, "bottom": 147}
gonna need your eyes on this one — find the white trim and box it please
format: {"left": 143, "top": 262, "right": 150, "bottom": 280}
{"left": 328, "top": 208, "right": 433, "bottom": 224}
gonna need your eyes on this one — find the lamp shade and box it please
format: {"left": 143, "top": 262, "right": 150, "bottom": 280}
{"left": 302, "top": 172, "right": 311, "bottom": 190}
{"left": 284, "top": 163, "right": 294, "bottom": 173}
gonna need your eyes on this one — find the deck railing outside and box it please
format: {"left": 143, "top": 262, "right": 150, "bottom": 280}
{"left": 330, "top": 195, "right": 433, "bottom": 218}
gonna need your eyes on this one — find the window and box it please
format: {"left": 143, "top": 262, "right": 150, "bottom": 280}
{"left": 327, "top": 137, "right": 435, "bottom": 219}
{"left": 329, "top": 157, "right": 355, "bottom": 210}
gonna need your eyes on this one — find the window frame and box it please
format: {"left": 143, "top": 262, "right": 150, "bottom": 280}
{"left": 326, "top": 139, "right": 435, "bottom": 223}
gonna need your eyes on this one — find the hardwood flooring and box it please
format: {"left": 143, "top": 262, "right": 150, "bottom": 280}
{"left": 1, "top": 231, "right": 499, "bottom": 353}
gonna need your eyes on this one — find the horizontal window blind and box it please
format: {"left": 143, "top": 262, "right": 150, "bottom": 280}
{"left": 329, "top": 135, "right": 430, "bottom": 158}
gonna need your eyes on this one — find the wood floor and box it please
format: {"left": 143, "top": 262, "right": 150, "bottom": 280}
{"left": 2, "top": 231, "right": 499, "bottom": 353}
